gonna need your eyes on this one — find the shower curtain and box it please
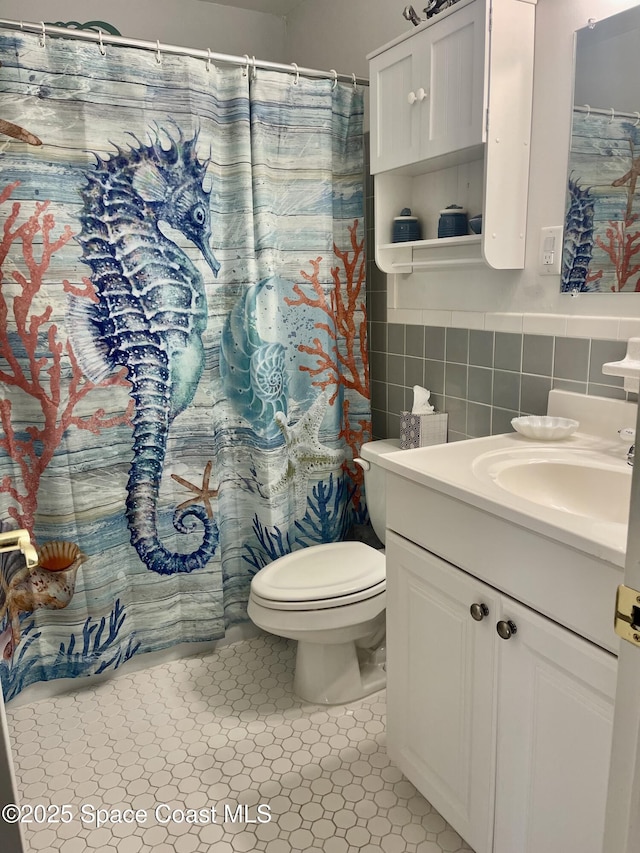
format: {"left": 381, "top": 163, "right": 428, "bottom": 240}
{"left": 563, "top": 108, "right": 640, "bottom": 292}
{"left": 0, "top": 30, "right": 370, "bottom": 700}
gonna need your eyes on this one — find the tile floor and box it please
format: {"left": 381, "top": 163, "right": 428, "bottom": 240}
{"left": 6, "top": 634, "right": 474, "bottom": 853}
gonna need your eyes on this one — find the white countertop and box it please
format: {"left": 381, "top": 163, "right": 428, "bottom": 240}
{"left": 378, "top": 430, "right": 631, "bottom": 567}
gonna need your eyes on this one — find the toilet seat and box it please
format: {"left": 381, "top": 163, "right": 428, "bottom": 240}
{"left": 250, "top": 541, "right": 385, "bottom": 610}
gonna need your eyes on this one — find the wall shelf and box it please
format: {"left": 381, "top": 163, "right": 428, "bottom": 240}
{"left": 368, "top": 0, "right": 536, "bottom": 274}
{"left": 379, "top": 233, "right": 484, "bottom": 273}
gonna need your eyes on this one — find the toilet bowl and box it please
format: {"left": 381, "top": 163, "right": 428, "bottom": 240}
{"left": 247, "top": 439, "right": 400, "bottom": 704}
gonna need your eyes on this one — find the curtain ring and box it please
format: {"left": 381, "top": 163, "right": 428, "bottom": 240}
{"left": 609, "top": 107, "right": 615, "bottom": 122}
{"left": 251, "top": 55, "right": 257, "bottom": 81}
{"left": 330, "top": 69, "right": 338, "bottom": 90}
{"left": 242, "top": 54, "right": 249, "bottom": 77}
{"left": 634, "top": 112, "right": 640, "bottom": 127}
{"left": 583, "top": 104, "right": 591, "bottom": 119}
{"left": 291, "top": 62, "right": 299, "bottom": 84}
{"left": 351, "top": 72, "right": 357, "bottom": 89}
{"left": 155, "top": 40, "right": 161, "bottom": 64}
{"left": 98, "top": 29, "right": 106, "bottom": 56}
{"left": 39, "top": 21, "right": 46, "bottom": 48}
{"left": 587, "top": 17, "right": 596, "bottom": 29}
{"left": 206, "top": 48, "right": 212, "bottom": 73}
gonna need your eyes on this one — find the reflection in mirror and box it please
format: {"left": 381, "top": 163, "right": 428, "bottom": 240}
{"left": 562, "top": 6, "right": 640, "bottom": 293}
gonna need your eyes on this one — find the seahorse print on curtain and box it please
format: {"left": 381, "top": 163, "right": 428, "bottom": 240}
{"left": 69, "top": 128, "right": 220, "bottom": 574}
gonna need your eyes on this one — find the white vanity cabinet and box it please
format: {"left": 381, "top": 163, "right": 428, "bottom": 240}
{"left": 387, "top": 531, "right": 616, "bottom": 853}
{"left": 368, "top": 0, "right": 536, "bottom": 271}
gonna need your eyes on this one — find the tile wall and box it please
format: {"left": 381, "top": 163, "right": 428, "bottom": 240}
{"left": 363, "top": 136, "right": 634, "bottom": 442}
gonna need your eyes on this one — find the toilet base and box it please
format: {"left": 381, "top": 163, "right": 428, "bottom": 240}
{"left": 293, "top": 639, "right": 386, "bottom": 705}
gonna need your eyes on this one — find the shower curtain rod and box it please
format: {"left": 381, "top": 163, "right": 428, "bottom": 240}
{"left": 0, "top": 18, "right": 369, "bottom": 87}
{"left": 575, "top": 104, "right": 640, "bottom": 123}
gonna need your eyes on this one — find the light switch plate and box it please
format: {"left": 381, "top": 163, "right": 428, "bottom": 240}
{"left": 539, "top": 225, "right": 563, "bottom": 275}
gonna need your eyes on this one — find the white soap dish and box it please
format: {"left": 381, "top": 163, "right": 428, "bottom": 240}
{"left": 511, "top": 416, "right": 579, "bottom": 441}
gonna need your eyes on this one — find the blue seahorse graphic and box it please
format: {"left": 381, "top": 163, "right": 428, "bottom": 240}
{"left": 562, "top": 175, "right": 598, "bottom": 293}
{"left": 70, "top": 127, "right": 220, "bottom": 574}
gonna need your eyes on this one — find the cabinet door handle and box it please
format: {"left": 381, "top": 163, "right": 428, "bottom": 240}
{"left": 496, "top": 620, "right": 518, "bottom": 640}
{"left": 407, "top": 91, "right": 417, "bottom": 105}
{"left": 469, "top": 602, "right": 489, "bottom": 621}
{"left": 416, "top": 87, "right": 428, "bottom": 101}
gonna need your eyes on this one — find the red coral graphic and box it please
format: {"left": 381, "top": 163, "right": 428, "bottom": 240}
{"left": 285, "top": 220, "right": 371, "bottom": 505}
{"left": 595, "top": 215, "right": 640, "bottom": 292}
{"left": 0, "top": 182, "right": 132, "bottom": 533}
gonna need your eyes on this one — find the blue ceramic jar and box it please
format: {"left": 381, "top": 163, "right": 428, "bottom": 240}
{"left": 438, "top": 205, "right": 468, "bottom": 238}
{"left": 392, "top": 208, "right": 421, "bottom": 242}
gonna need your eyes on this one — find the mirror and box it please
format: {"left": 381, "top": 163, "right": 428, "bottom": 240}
{"left": 562, "top": 6, "right": 640, "bottom": 293}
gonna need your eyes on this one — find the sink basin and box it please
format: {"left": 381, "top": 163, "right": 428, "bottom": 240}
{"left": 473, "top": 449, "right": 632, "bottom": 525}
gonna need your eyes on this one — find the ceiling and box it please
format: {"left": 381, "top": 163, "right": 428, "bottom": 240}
{"left": 197, "top": 0, "right": 307, "bottom": 17}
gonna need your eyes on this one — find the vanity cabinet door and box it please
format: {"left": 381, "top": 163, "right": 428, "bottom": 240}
{"left": 369, "top": 0, "right": 486, "bottom": 175}
{"left": 493, "top": 598, "right": 616, "bottom": 853}
{"left": 386, "top": 531, "right": 498, "bottom": 853}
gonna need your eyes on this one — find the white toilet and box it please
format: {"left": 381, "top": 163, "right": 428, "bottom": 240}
{"left": 248, "top": 439, "right": 400, "bottom": 705}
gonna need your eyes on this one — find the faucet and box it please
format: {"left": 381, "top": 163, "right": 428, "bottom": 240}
{"left": 619, "top": 427, "right": 636, "bottom": 466}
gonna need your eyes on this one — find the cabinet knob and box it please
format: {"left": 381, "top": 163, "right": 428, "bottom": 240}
{"left": 496, "top": 620, "right": 518, "bottom": 640}
{"left": 407, "top": 90, "right": 417, "bottom": 105}
{"left": 469, "top": 602, "right": 489, "bottom": 621}
{"left": 416, "top": 87, "right": 428, "bottom": 101}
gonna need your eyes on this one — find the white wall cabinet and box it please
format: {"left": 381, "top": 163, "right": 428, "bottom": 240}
{"left": 368, "top": 0, "right": 536, "bottom": 271}
{"left": 386, "top": 531, "right": 616, "bottom": 853}
{"left": 369, "top": 0, "right": 486, "bottom": 173}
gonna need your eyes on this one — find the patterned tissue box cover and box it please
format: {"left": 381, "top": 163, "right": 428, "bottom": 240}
{"left": 400, "top": 412, "right": 448, "bottom": 449}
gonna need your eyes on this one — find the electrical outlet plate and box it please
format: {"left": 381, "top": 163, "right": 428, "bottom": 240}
{"left": 538, "top": 225, "right": 563, "bottom": 275}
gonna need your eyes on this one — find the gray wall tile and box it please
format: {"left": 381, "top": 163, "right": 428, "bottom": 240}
{"left": 520, "top": 374, "right": 552, "bottom": 415}
{"left": 405, "top": 357, "right": 424, "bottom": 389}
{"left": 387, "top": 384, "right": 405, "bottom": 417}
{"left": 468, "top": 366, "right": 492, "bottom": 405}
{"left": 406, "top": 325, "right": 425, "bottom": 357}
{"left": 370, "top": 351, "right": 387, "bottom": 383}
{"left": 387, "top": 412, "right": 400, "bottom": 439}
{"left": 493, "top": 369, "right": 521, "bottom": 410}
{"left": 387, "top": 354, "right": 404, "bottom": 385}
{"left": 491, "top": 407, "right": 518, "bottom": 435}
{"left": 446, "top": 328, "right": 469, "bottom": 364}
{"left": 445, "top": 363, "right": 468, "bottom": 399}
{"left": 425, "top": 326, "right": 446, "bottom": 361}
{"left": 371, "top": 380, "right": 387, "bottom": 412}
{"left": 372, "top": 409, "right": 386, "bottom": 440}
{"left": 424, "top": 359, "right": 445, "bottom": 395}
{"left": 552, "top": 378, "right": 586, "bottom": 394}
{"left": 522, "top": 334, "right": 553, "bottom": 376}
{"left": 469, "top": 330, "right": 494, "bottom": 367}
{"left": 444, "top": 396, "right": 467, "bottom": 434}
{"left": 369, "top": 321, "right": 386, "bottom": 353}
{"left": 388, "top": 323, "right": 405, "bottom": 354}
{"left": 587, "top": 383, "right": 626, "bottom": 400}
{"left": 369, "top": 289, "right": 387, "bottom": 322}
{"left": 589, "top": 339, "right": 626, "bottom": 387}
{"left": 494, "top": 332, "right": 522, "bottom": 372}
{"left": 554, "top": 337, "right": 589, "bottom": 382}
{"left": 467, "top": 402, "right": 491, "bottom": 437}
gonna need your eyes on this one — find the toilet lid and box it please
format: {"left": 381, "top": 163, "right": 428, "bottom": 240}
{"left": 251, "top": 542, "right": 385, "bottom": 603}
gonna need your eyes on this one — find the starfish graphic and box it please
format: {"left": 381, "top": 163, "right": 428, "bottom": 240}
{"left": 171, "top": 460, "right": 218, "bottom": 519}
{"left": 268, "top": 392, "right": 344, "bottom": 518}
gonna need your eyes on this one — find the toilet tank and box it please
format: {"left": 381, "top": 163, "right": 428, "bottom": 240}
{"left": 357, "top": 439, "right": 401, "bottom": 545}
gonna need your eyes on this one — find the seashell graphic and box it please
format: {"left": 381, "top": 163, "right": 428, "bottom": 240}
{"left": 37, "top": 540, "right": 87, "bottom": 573}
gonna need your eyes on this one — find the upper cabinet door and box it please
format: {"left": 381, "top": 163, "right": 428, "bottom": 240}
{"left": 427, "top": 0, "right": 486, "bottom": 159}
{"left": 369, "top": 33, "right": 424, "bottom": 173}
{"left": 369, "top": 0, "right": 486, "bottom": 175}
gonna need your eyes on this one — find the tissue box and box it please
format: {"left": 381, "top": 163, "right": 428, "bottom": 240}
{"left": 400, "top": 412, "right": 448, "bottom": 449}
